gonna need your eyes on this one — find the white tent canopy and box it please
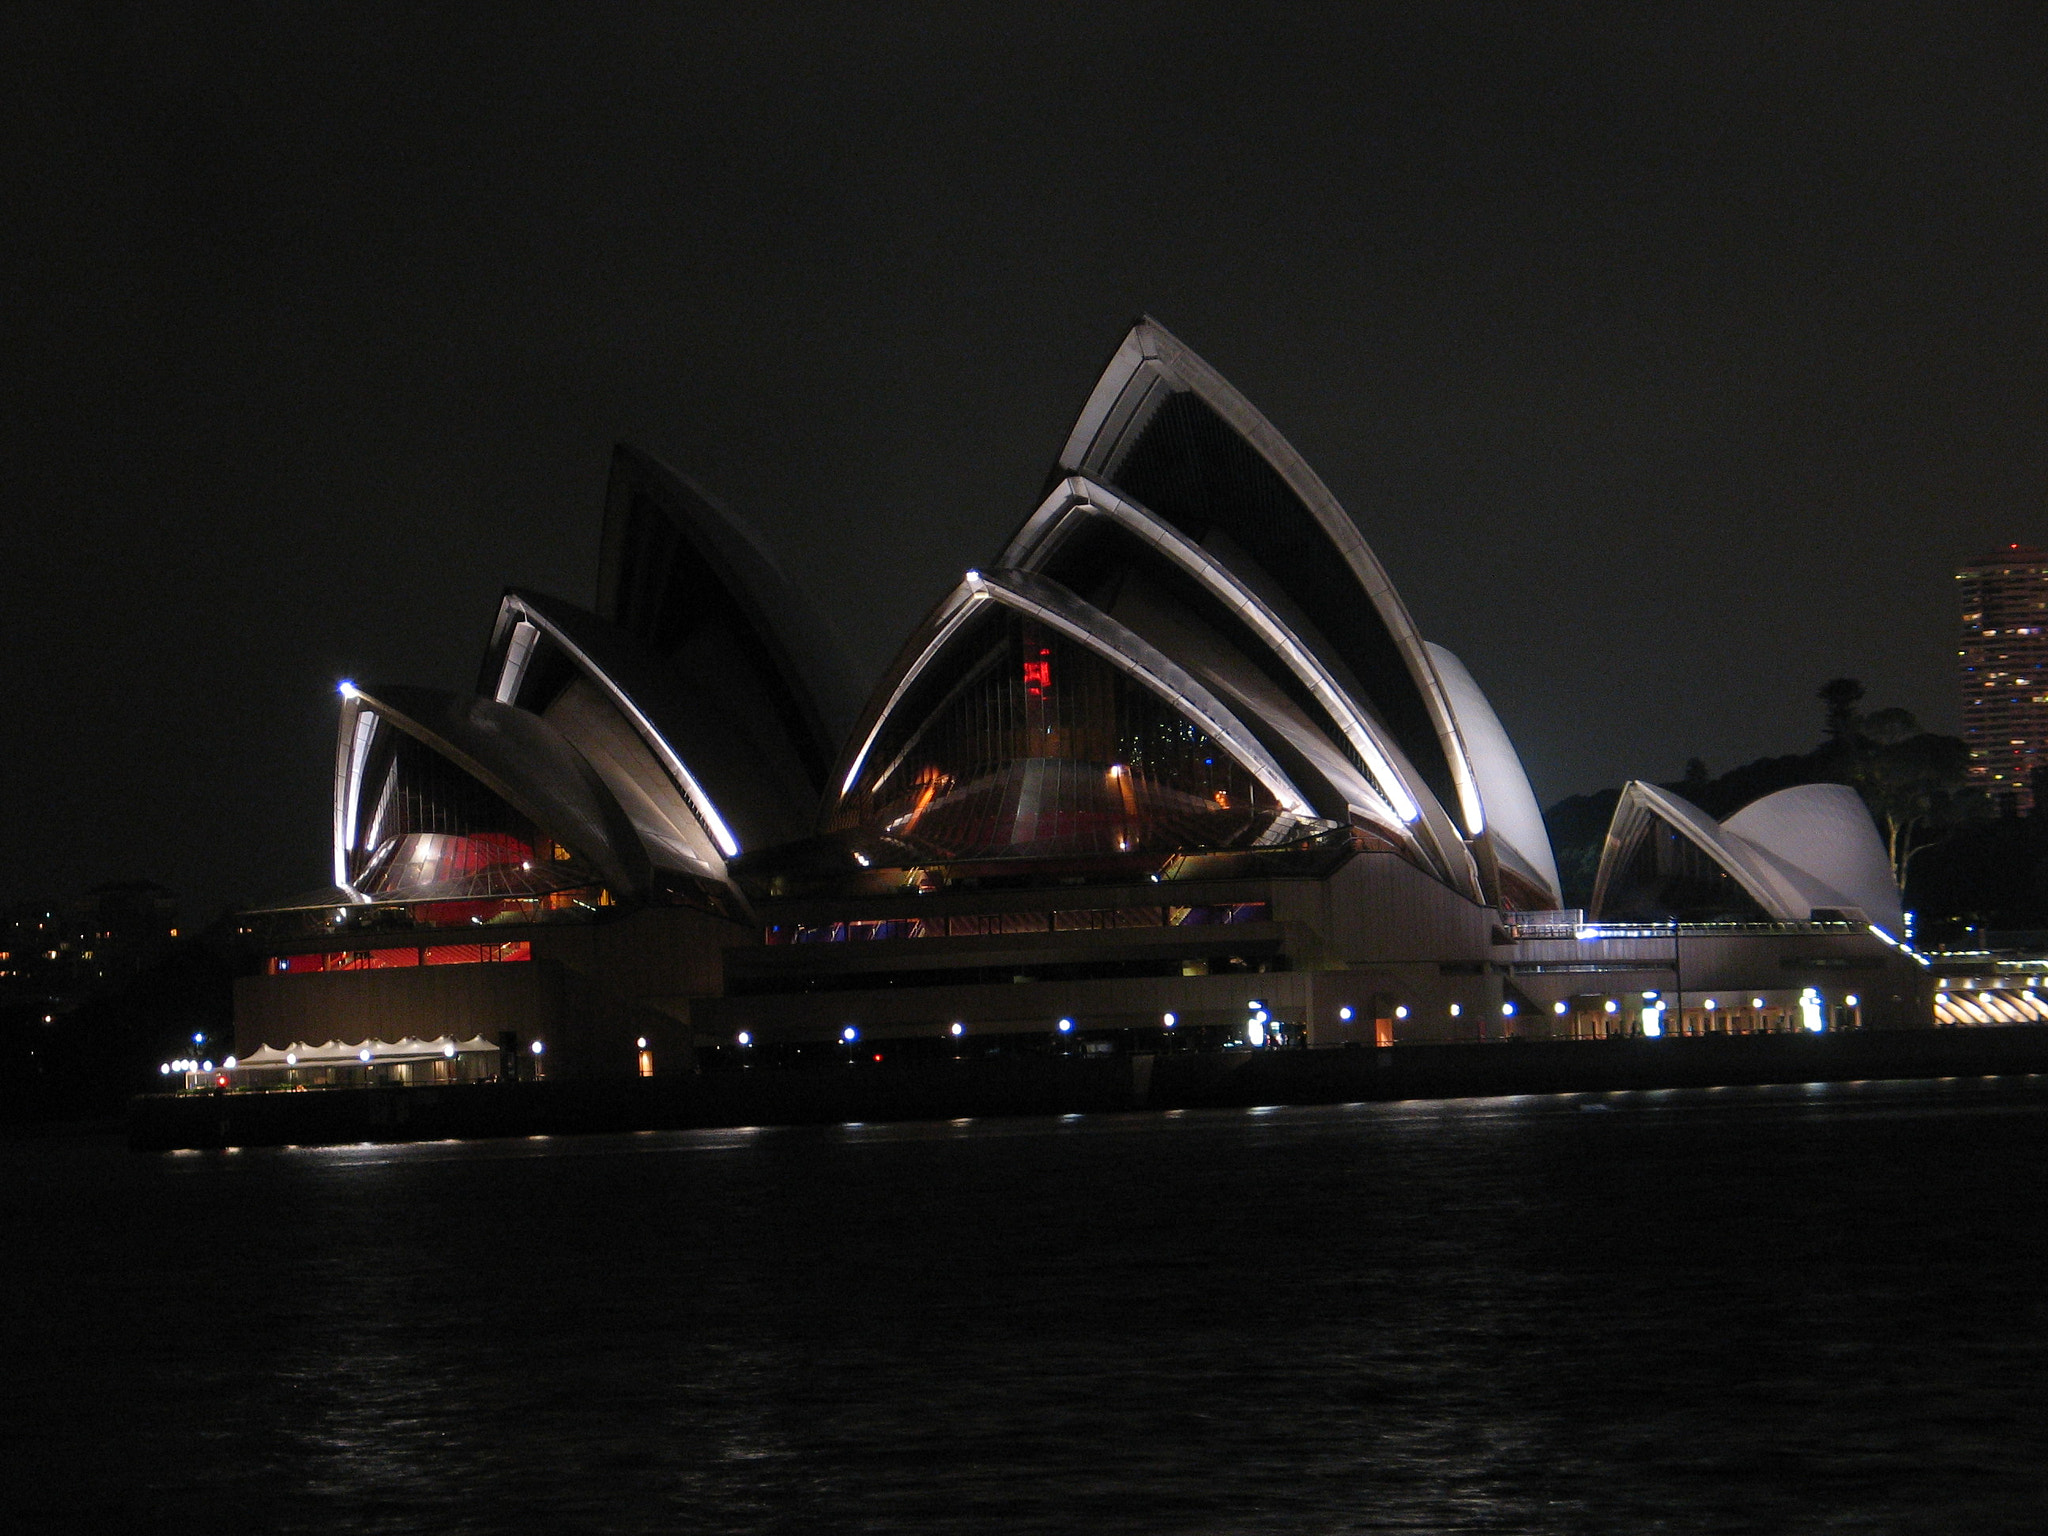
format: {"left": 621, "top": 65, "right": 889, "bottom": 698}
{"left": 231, "top": 1037, "right": 501, "bottom": 1069}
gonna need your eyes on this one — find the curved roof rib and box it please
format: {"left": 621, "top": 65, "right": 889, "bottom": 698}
{"left": 596, "top": 444, "right": 858, "bottom": 814}
{"left": 1006, "top": 476, "right": 1421, "bottom": 823}
{"left": 1423, "top": 643, "right": 1562, "bottom": 908}
{"left": 1000, "top": 475, "right": 1480, "bottom": 895}
{"left": 333, "top": 683, "right": 650, "bottom": 903}
{"left": 832, "top": 568, "right": 1317, "bottom": 823}
{"left": 482, "top": 590, "right": 758, "bottom": 874}
{"left": 1054, "top": 318, "right": 1487, "bottom": 842}
{"left": 1590, "top": 780, "right": 1901, "bottom": 929}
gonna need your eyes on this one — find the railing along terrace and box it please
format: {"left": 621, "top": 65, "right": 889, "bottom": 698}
{"left": 1558, "top": 920, "right": 1866, "bottom": 940}
{"left": 764, "top": 902, "right": 1271, "bottom": 946}
{"left": 239, "top": 887, "right": 612, "bottom": 945}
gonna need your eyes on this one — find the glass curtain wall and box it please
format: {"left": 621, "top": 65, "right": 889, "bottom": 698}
{"left": 837, "top": 607, "right": 1290, "bottom": 862}
{"left": 348, "top": 728, "right": 606, "bottom": 900}
{"left": 1599, "top": 817, "right": 1773, "bottom": 922}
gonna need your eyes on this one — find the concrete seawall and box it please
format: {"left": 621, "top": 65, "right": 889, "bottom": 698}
{"left": 129, "top": 1028, "right": 2048, "bottom": 1152}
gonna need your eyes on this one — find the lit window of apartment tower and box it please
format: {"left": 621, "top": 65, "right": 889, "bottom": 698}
{"left": 1958, "top": 543, "right": 2048, "bottom": 812}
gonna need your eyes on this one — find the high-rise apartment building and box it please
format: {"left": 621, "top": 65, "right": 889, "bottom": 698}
{"left": 1959, "top": 543, "right": 2048, "bottom": 812}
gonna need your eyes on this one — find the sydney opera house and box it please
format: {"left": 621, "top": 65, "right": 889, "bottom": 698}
{"left": 223, "top": 320, "right": 1928, "bottom": 1088}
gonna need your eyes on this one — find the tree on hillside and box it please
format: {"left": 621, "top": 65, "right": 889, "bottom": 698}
{"left": 1818, "top": 677, "right": 1867, "bottom": 744}
{"left": 1848, "top": 707, "right": 1976, "bottom": 889}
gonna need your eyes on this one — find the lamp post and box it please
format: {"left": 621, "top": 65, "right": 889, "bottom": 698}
{"left": 1672, "top": 914, "right": 1683, "bottom": 1035}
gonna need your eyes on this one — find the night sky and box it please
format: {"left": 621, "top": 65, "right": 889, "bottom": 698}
{"left": 6, "top": 4, "right": 2046, "bottom": 920}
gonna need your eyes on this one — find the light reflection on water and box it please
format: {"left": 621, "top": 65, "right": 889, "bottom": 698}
{"left": 7, "top": 1078, "right": 2048, "bottom": 1532}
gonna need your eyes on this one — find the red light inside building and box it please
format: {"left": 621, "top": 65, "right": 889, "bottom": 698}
{"left": 1023, "top": 647, "right": 1052, "bottom": 698}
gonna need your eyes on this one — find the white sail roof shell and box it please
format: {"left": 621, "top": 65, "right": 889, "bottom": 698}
{"left": 1056, "top": 318, "right": 1489, "bottom": 842}
{"left": 1593, "top": 780, "right": 1903, "bottom": 932}
{"left": 1721, "top": 783, "right": 1904, "bottom": 934}
{"left": 1423, "top": 644, "right": 1561, "bottom": 907}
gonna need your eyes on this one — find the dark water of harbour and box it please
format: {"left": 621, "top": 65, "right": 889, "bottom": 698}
{"left": 6, "top": 1079, "right": 2048, "bottom": 1534}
